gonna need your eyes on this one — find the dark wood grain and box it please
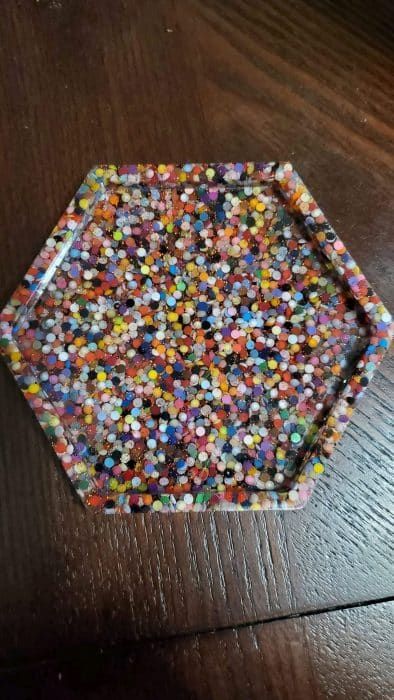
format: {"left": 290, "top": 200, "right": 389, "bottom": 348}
{"left": 1, "top": 601, "right": 393, "bottom": 700}
{"left": 0, "top": 0, "right": 393, "bottom": 675}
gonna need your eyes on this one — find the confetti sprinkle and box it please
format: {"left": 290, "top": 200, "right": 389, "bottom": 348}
{"left": 0, "top": 162, "right": 392, "bottom": 512}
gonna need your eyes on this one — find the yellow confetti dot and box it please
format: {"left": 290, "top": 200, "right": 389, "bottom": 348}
{"left": 75, "top": 462, "right": 87, "bottom": 474}
{"left": 79, "top": 198, "right": 89, "bottom": 210}
{"left": 27, "top": 383, "right": 40, "bottom": 394}
{"left": 314, "top": 462, "right": 325, "bottom": 474}
{"left": 148, "top": 369, "right": 158, "bottom": 380}
{"left": 97, "top": 371, "right": 107, "bottom": 381}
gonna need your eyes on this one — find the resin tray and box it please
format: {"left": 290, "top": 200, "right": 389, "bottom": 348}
{"left": 0, "top": 163, "right": 391, "bottom": 513}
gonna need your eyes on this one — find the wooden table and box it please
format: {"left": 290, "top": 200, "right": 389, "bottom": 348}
{"left": 0, "top": 1, "right": 393, "bottom": 698}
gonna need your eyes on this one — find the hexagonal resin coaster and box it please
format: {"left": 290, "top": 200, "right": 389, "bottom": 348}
{"left": 0, "top": 163, "right": 392, "bottom": 513}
